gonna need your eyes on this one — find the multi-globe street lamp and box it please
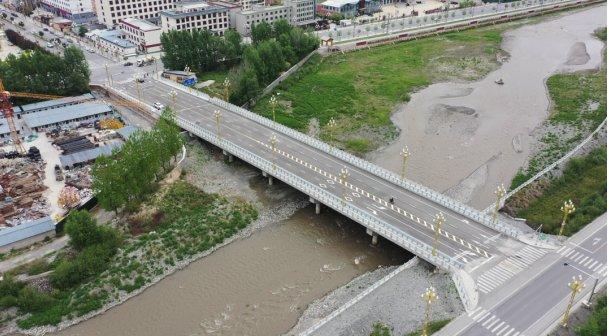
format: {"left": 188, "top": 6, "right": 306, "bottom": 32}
{"left": 561, "top": 275, "right": 585, "bottom": 328}
{"left": 214, "top": 110, "right": 222, "bottom": 138}
{"left": 421, "top": 287, "right": 438, "bottom": 336}
{"left": 401, "top": 145, "right": 410, "bottom": 180}
{"left": 492, "top": 184, "right": 506, "bottom": 223}
{"left": 432, "top": 213, "right": 445, "bottom": 257}
{"left": 559, "top": 199, "right": 576, "bottom": 236}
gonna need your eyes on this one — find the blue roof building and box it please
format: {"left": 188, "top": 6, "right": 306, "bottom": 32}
{"left": 0, "top": 217, "right": 56, "bottom": 253}
{"left": 23, "top": 103, "right": 113, "bottom": 131}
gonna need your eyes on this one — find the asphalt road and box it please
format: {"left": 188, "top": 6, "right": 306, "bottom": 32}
{"left": 439, "top": 214, "right": 607, "bottom": 336}
{"left": 108, "top": 74, "right": 506, "bottom": 268}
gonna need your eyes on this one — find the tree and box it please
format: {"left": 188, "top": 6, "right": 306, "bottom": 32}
{"left": 38, "top": 31, "right": 44, "bottom": 37}
{"left": 64, "top": 210, "right": 103, "bottom": 251}
{"left": 329, "top": 12, "right": 343, "bottom": 24}
{"left": 231, "top": 65, "right": 260, "bottom": 105}
{"left": 78, "top": 25, "right": 88, "bottom": 37}
{"left": 273, "top": 19, "right": 292, "bottom": 37}
{"left": 251, "top": 21, "right": 272, "bottom": 44}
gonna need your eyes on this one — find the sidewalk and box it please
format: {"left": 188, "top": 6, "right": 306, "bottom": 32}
{"left": 0, "top": 235, "right": 68, "bottom": 274}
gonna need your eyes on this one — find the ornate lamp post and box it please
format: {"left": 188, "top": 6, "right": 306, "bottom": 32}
{"left": 559, "top": 200, "right": 576, "bottom": 236}
{"left": 105, "top": 63, "right": 112, "bottom": 86}
{"left": 421, "top": 287, "right": 438, "bottom": 336}
{"left": 339, "top": 167, "right": 350, "bottom": 207}
{"left": 401, "top": 145, "right": 410, "bottom": 180}
{"left": 269, "top": 93, "right": 279, "bottom": 122}
{"left": 223, "top": 77, "right": 230, "bottom": 102}
{"left": 561, "top": 275, "right": 585, "bottom": 327}
{"left": 270, "top": 133, "right": 278, "bottom": 172}
{"left": 492, "top": 184, "right": 506, "bottom": 223}
{"left": 169, "top": 90, "right": 177, "bottom": 108}
{"left": 214, "top": 110, "right": 222, "bottom": 138}
{"left": 432, "top": 213, "right": 445, "bottom": 257}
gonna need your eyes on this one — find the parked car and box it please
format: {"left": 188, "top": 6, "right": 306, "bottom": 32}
{"left": 136, "top": 77, "right": 145, "bottom": 83}
{"left": 124, "top": 61, "right": 133, "bottom": 66}
{"left": 43, "top": 27, "right": 49, "bottom": 31}
{"left": 153, "top": 102, "right": 164, "bottom": 110}
{"left": 46, "top": 43, "right": 54, "bottom": 48}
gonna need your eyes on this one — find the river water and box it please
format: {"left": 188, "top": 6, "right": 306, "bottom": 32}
{"left": 56, "top": 157, "right": 410, "bottom": 336}
{"left": 56, "top": 5, "right": 606, "bottom": 336}
{"left": 370, "top": 4, "right": 606, "bottom": 208}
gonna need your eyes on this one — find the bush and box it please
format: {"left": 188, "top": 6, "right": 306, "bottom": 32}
{"left": 576, "top": 295, "right": 607, "bottom": 336}
{"left": 65, "top": 210, "right": 104, "bottom": 250}
{"left": 51, "top": 240, "right": 119, "bottom": 289}
{"left": 16, "top": 286, "right": 55, "bottom": 313}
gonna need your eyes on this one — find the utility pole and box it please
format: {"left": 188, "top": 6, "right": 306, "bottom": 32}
{"left": 401, "top": 145, "right": 410, "bottom": 180}
{"left": 223, "top": 77, "right": 230, "bottom": 102}
{"left": 559, "top": 200, "right": 576, "bottom": 236}
{"left": 432, "top": 213, "right": 445, "bottom": 257}
{"left": 421, "top": 287, "right": 438, "bottom": 336}
{"left": 562, "top": 275, "right": 585, "bottom": 328}
{"left": 492, "top": 184, "right": 506, "bottom": 223}
{"left": 270, "top": 133, "right": 278, "bottom": 172}
{"left": 339, "top": 167, "right": 350, "bottom": 207}
{"left": 214, "top": 110, "right": 222, "bottom": 138}
{"left": 134, "top": 75, "right": 142, "bottom": 102}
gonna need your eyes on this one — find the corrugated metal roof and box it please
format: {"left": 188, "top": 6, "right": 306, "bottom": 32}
{"left": 23, "top": 103, "right": 113, "bottom": 128}
{"left": 0, "top": 118, "right": 11, "bottom": 135}
{"left": 18, "top": 93, "right": 95, "bottom": 114}
{"left": 59, "top": 142, "right": 123, "bottom": 167}
{"left": 0, "top": 217, "right": 55, "bottom": 248}
{"left": 116, "top": 125, "right": 139, "bottom": 140}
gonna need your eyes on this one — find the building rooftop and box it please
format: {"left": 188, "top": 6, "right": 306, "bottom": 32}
{"left": 241, "top": 4, "right": 289, "bottom": 15}
{"left": 59, "top": 142, "right": 123, "bottom": 168}
{"left": 23, "top": 103, "right": 113, "bottom": 128}
{"left": 160, "top": 4, "right": 228, "bottom": 18}
{"left": 18, "top": 93, "right": 95, "bottom": 114}
{"left": 120, "top": 17, "right": 161, "bottom": 31}
{"left": 116, "top": 125, "right": 139, "bottom": 140}
{"left": 321, "top": 0, "right": 359, "bottom": 7}
{"left": 0, "top": 217, "right": 55, "bottom": 248}
{"left": 0, "top": 118, "right": 11, "bottom": 135}
{"left": 96, "top": 29, "right": 136, "bottom": 49}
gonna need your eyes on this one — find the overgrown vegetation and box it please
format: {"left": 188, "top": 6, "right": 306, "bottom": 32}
{"left": 576, "top": 295, "right": 607, "bottom": 336}
{"left": 0, "top": 38, "right": 90, "bottom": 102}
{"left": 92, "top": 109, "right": 183, "bottom": 212}
{"left": 253, "top": 27, "right": 505, "bottom": 155}
{"left": 510, "top": 27, "right": 606, "bottom": 189}
{"left": 4, "top": 29, "right": 46, "bottom": 52}
{"left": 370, "top": 322, "right": 392, "bottom": 336}
{"left": 516, "top": 147, "right": 606, "bottom": 236}
{"left": 406, "top": 319, "right": 452, "bottom": 336}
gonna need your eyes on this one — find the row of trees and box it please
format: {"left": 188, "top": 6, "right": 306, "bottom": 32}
{"left": 161, "top": 28, "right": 243, "bottom": 73}
{"left": 92, "top": 109, "right": 183, "bottom": 213}
{"left": 4, "top": 29, "right": 46, "bottom": 52}
{"left": 0, "top": 41, "right": 90, "bottom": 101}
{"left": 231, "top": 20, "right": 319, "bottom": 105}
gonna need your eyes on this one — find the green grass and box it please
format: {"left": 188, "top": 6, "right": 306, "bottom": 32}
{"left": 510, "top": 27, "right": 607, "bottom": 190}
{"left": 516, "top": 147, "right": 606, "bottom": 236}
{"left": 197, "top": 69, "right": 231, "bottom": 99}
{"left": 406, "top": 319, "right": 453, "bottom": 336}
{"left": 575, "top": 294, "right": 607, "bottom": 336}
{"left": 252, "top": 27, "right": 507, "bottom": 155}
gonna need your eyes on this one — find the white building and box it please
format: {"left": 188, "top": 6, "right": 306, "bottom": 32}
{"left": 235, "top": 4, "right": 290, "bottom": 36}
{"left": 94, "top": 0, "right": 179, "bottom": 28}
{"left": 89, "top": 29, "right": 137, "bottom": 58}
{"left": 40, "top": 0, "right": 97, "bottom": 24}
{"left": 160, "top": 0, "right": 231, "bottom": 35}
{"left": 119, "top": 17, "right": 163, "bottom": 53}
{"left": 287, "top": 0, "right": 315, "bottom": 26}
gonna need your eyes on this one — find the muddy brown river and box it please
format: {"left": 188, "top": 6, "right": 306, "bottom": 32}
{"left": 56, "top": 5, "right": 606, "bottom": 336}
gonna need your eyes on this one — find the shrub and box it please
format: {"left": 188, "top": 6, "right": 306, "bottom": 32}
{"left": 16, "top": 286, "right": 55, "bottom": 313}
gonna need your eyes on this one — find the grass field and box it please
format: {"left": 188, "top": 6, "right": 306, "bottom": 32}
{"left": 516, "top": 147, "right": 606, "bottom": 236}
{"left": 197, "top": 69, "right": 231, "bottom": 99}
{"left": 252, "top": 27, "right": 507, "bottom": 155}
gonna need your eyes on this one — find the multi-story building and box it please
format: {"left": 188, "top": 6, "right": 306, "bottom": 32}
{"left": 234, "top": 3, "right": 290, "bottom": 35}
{"left": 286, "top": 0, "right": 315, "bottom": 25}
{"left": 159, "top": 0, "right": 231, "bottom": 34}
{"left": 40, "top": 0, "right": 97, "bottom": 24}
{"left": 119, "top": 17, "right": 163, "bottom": 52}
{"left": 316, "top": 0, "right": 379, "bottom": 18}
{"left": 94, "top": 0, "right": 179, "bottom": 28}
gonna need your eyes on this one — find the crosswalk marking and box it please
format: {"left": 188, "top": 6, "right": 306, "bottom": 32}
{"left": 476, "top": 246, "right": 548, "bottom": 294}
{"left": 471, "top": 309, "right": 523, "bottom": 336}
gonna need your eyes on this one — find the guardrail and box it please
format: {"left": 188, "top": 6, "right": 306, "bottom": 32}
{"left": 483, "top": 118, "right": 607, "bottom": 213}
{"left": 105, "top": 85, "right": 466, "bottom": 272}
{"left": 157, "top": 75, "right": 523, "bottom": 238}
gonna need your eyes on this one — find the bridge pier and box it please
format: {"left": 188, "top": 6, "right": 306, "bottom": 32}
{"left": 222, "top": 150, "right": 234, "bottom": 163}
{"left": 309, "top": 197, "right": 321, "bottom": 215}
{"left": 366, "top": 228, "right": 379, "bottom": 245}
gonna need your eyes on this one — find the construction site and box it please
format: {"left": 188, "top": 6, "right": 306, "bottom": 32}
{"left": 0, "top": 82, "right": 144, "bottom": 251}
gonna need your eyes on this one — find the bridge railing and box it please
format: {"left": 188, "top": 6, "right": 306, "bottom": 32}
{"left": 106, "top": 84, "right": 465, "bottom": 271}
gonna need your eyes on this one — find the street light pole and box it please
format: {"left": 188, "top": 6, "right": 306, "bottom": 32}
{"left": 559, "top": 199, "right": 576, "bottom": 236}
{"left": 401, "top": 145, "right": 410, "bottom": 180}
{"left": 214, "top": 110, "right": 222, "bottom": 138}
{"left": 269, "top": 94, "right": 278, "bottom": 122}
{"left": 223, "top": 77, "right": 230, "bottom": 102}
{"left": 561, "top": 275, "right": 585, "bottom": 328}
{"left": 134, "top": 76, "right": 142, "bottom": 101}
{"left": 431, "top": 213, "right": 445, "bottom": 257}
{"left": 339, "top": 167, "right": 350, "bottom": 207}
{"left": 421, "top": 287, "right": 438, "bottom": 336}
{"left": 492, "top": 184, "right": 506, "bottom": 223}
{"left": 270, "top": 133, "right": 278, "bottom": 172}
{"left": 105, "top": 63, "right": 112, "bottom": 86}
{"left": 169, "top": 90, "right": 177, "bottom": 109}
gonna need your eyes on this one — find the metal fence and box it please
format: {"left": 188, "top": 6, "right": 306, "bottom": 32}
{"left": 105, "top": 85, "right": 465, "bottom": 272}
{"left": 483, "top": 118, "right": 608, "bottom": 213}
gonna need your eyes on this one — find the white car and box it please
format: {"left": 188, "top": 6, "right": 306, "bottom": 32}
{"left": 153, "top": 102, "right": 164, "bottom": 110}
{"left": 46, "top": 43, "right": 54, "bottom": 48}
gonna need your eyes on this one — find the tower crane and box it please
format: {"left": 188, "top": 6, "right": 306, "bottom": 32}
{"left": 0, "top": 79, "right": 63, "bottom": 154}
{"left": 0, "top": 78, "right": 149, "bottom": 154}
